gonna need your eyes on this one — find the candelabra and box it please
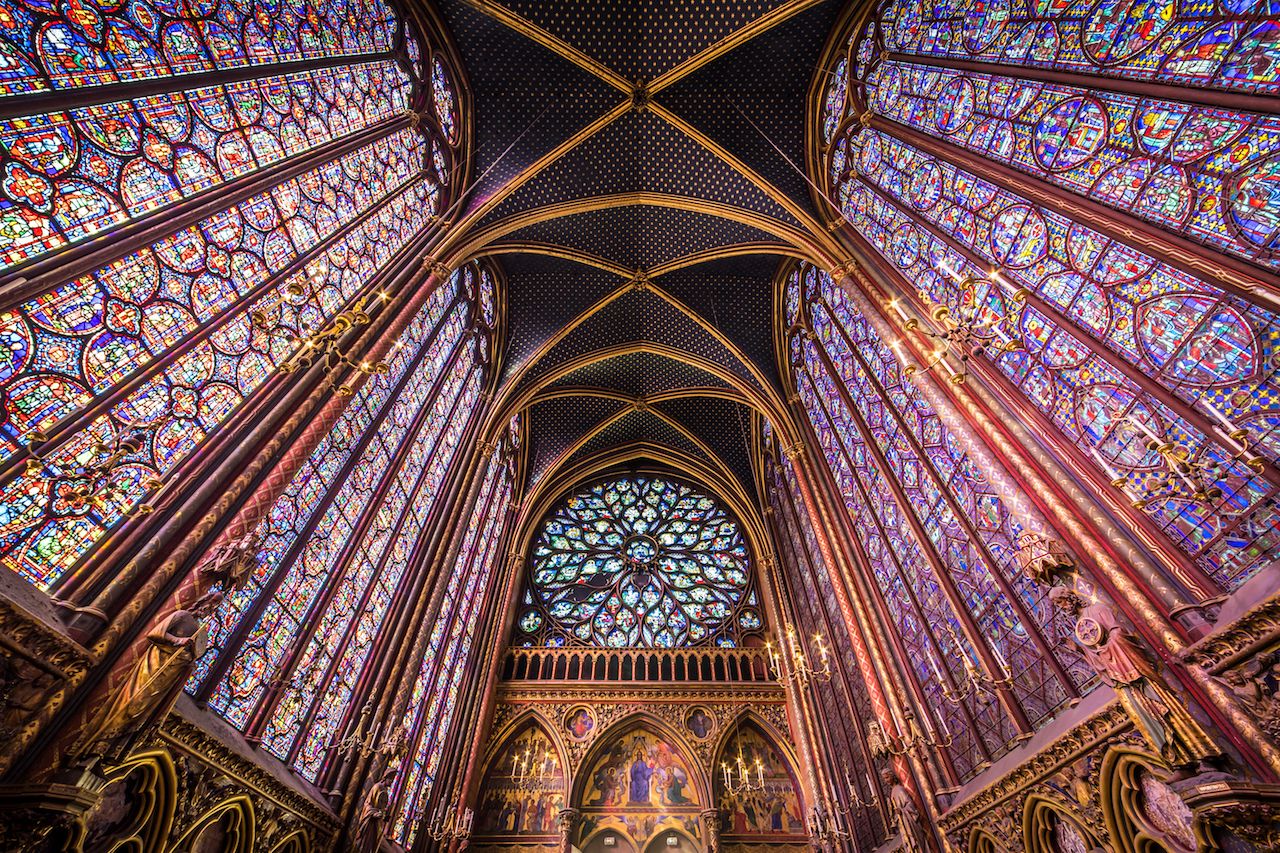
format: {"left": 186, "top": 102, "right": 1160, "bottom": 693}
{"left": 327, "top": 702, "right": 377, "bottom": 758}
{"left": 426, "top": 799, "right": 473, "bottom": 842}
{"left": 721, "top": 728, "right": 766, "bottom": 797}
{"left": 255, "top": 287, "right": 392, "bottom": 397}
{"left": 886, "top": 262, "right": 1026, "bottom": 385}
{"left": 1089, "top": 411, "right": 1266, "bottom": 512}
{"left": 26, "top": 428, "right": 162, "bottom": 517}
{"left": 511, "top": 745, "right": 557, "bottom": 792}
{"left": 841, "top": 767, "right": 879, "bottom": 810}
{"left": 879, "top": 707, "right": 952, "bottom": 757}
{"left": 808, "top": 802, "right": 849, "bottom": 849}
{"left": 925, "top": 628, "right": 1013, "bottom": 707}
{"left": 766, "top": 624, "right": 831, "bottom": 686}
{"left": 815, "top": 765, "right": 879, "bottom": 848}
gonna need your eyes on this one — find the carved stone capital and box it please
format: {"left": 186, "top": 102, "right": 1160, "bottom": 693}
{"left": 1179, "top": 779, "right": 1280, "bottom": 850}
{"left": 827, "top": 260, "right": 857, "bottom": 279}
{"left": 0, "top": 782, "right": 99, "bottom": 853}
{"left": 781, "top": 441, "right": 805, "bottom": 461}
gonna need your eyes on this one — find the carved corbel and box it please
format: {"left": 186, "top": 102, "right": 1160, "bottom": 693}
{"left": 421, "top": 259, "right": 452, "bottom": 280}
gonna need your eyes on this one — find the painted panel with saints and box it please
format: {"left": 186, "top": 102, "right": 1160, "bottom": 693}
{"left": 716, "top": 725, "right": 806, "bottom": 840}
{"left": 582, "top": 727, "right": 700, "bottom": 809}
{"left": 473, "top": 724, "right": 565, "bottom": 842}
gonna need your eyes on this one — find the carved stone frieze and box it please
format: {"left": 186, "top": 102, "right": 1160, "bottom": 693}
{"left": 939, "top": 700, "right": 1131, "bottom": 845}
{"left": 158, "top": 712, "right": 339, "bottom": 843}
{"left": 0, "top": 596, "right": 95, "bottom": 775}
{"left": 1178, "top": 780, "right": 1280, "bottom": 851}
{"left": 1183, "top": 593, "right": 1280, "bottom": 674}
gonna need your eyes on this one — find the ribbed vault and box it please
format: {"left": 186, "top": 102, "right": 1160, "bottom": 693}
{"left": 428, "top": 0, "right": 850, "bottom": 498}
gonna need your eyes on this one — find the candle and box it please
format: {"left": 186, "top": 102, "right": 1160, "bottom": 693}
{"left": 1126, "top": 415, "right": 1161, "bottom": 444}
{"left": 865, "top": 772, "right": 874, "bottom": 794}
{"left": 938, "top": 260, "right": 963, "bottom": 283}
{"left": 935, "top": 353, "right": 957, "bottom": 377}
{"left": 1203, "top": 401, "right": 1237, "bottom": 432}
{"left": 1088, "top": 445, "right": 1122, "bottom": 482}
{"left": 889, "top": 298, "right": 910, "bottom": 323}
{"left": 927, "top": 648, "right": 945, "bottom": 681}
{"left": 989, "top": 638, "right": 1009, "bottom": 674}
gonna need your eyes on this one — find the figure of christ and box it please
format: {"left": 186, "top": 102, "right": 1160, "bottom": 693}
{"left": 630, "top": 747, "right": 653, "bottom": 804}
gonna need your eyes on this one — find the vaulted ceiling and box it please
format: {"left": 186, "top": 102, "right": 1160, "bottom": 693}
{"left": 435, "top": 0, "right": 849, "bottom": 506}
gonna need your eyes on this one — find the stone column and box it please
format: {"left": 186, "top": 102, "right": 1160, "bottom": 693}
{"left": 700, "top": 808, "right": 721, "bottom": 853}
{"left": 557, "top": 807, "right": 580, "bottom": 853}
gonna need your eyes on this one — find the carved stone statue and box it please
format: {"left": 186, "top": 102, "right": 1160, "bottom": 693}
{"left": 355, "top": 766, "right": 396, "bottom": 853}
{"left": 70, "top": 589, "right": 223, "bottom": 768}
{"left": 866, "top": 719, "right": 893, "bottom": 762}
{"left": 1015, "top": 531, "right": 1076, "bottom": 587}
{"left": 196, "top": 530, "right": 260, "bottom": 593}
{"left": 1050, "top": 588, "right": 1222, "bottom": 777}
{"left": 883, "top": 771, "right": 930, "bottom": 853}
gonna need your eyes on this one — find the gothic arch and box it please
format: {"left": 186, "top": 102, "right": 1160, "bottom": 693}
{"left": 470, "top": 711, "right": 569, "bottom": 841}
{"left": 169, "top": 795, "right": 255, "bottom": 853}
{"left": 969, "top": 826, "right": 1012, "bottom": 853}
{"left": 81, "top": 748, "right": 177, "bottom": 853}
{"left": 712, "top": 712, "right": 808, "bottom": 841}
{"left": 571, "top": 712, "right": 711, "bottom": 809}
{"left": 479, "top": 708, "right": 571, "bottom": 799}
{"left": 1023, "top": 794, "right": 1104, "bottom": 853}
{"left": 1100, "top": 747, "right": 1198, "bottom": 853}
{"left": 640, "top": 824, "right": 701, "bottom": 853}
{"left": 266, "top": 829, "right": 311, "bottom": 853}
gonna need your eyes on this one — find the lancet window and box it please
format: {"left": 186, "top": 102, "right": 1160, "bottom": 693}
{"left": 392, "top": 420, "right": 518, "bottom": 846}
{"left": 819, "top": 0, "right": 1280, "bottom": 593}
{"left": 185, "top": 261, "right": 495, "bottom": 782}
{"left": 0, "top": 0, "right": 464, "bottom": 593}
{"left": 784, "top": 263, "right": 1093, "bottom": 778}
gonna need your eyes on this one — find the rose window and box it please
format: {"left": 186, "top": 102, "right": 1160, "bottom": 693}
{"left": 520, "top": 476, "right": 760, "bottom": 648}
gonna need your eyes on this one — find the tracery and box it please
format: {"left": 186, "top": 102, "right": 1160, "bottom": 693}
{"left": 784, "top": 262, "right": 1094, "bottom": 776}
{"left": 518, "top": 475, "right": 762, "bottom": 650}
{"left": 188, "top": 261, "right": 496, "bottom": 783}
{"left": 820, "top": 0, "right": 1280, "bottom": 593}
{"left": 0, "top": 0, "right": 460, "bottom": 594}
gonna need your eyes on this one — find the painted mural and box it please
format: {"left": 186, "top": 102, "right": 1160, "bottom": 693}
{"left": 474, "top": 724, "right": 565, "bottom": 842}
{"left": 583, "top": 728, "right": 700, "bottom": 808}
{"left": 716, "top": 725, "right": 806, "bottom": 840}
{"left": 578, "top": 726, "right": 702, "bottom": 851}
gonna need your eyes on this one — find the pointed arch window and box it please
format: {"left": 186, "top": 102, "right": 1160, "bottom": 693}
{"left": 818, "top": 0, "right": 1280, "bottom": 592}
{"left": 185, "top": 261, "right": 495, "bottom": 784}
{"left": 517, "top": 475, "right": 763, "bottom": 649}
{"left": 784, "top": 263, "right": 1093, "bottom": 778}
{"left": 0, "top": 0, "right": 464, "bottom": 592}
{"left": 392, "top": 419, "right": 520, "bottom": 846}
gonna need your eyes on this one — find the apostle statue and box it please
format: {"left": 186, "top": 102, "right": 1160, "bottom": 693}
{"left": 1050, "top": 587, "right": 1222, "bottom": 777}
{"left": 882, "top": 771, "right": 930, "bottom": 853}
{"left": 70, "top": 589, "right": 223, "bottom": 768}
{"left": 355, "top": 766, "right": 397, "bottom": 853}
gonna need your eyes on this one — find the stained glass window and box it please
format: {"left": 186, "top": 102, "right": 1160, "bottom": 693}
{"left": 766, "top": 443, "right": 886, "bottom": 848}
{"left": 393, "top": 431, "right": 516, "bottom": 846}
{"left": 818, "top": 1, "right": 1280, "bottom": 592}
{"left": 184, "top": 258, "right": 495, "bottom": 789}
{"left": 0, "top": 0, "right": 466, "bottom": 594}
{"left": 518, "top": 475, "right": 761, "bottom": 649}
{"left": 784, "top": 264, "right": 1091, "bottom": 777}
